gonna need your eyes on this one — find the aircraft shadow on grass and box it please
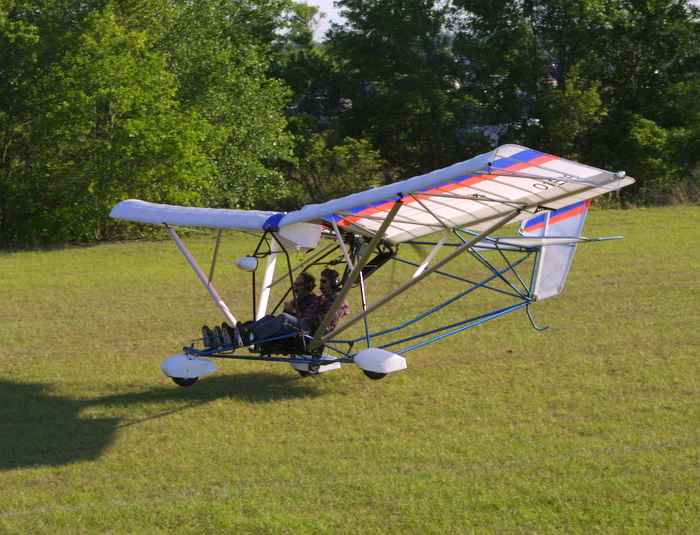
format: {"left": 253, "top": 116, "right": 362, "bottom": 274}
{"left": 0, "top": 372, "right": 321, "bottom": 470}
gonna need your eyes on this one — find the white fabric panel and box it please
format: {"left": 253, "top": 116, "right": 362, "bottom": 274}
{"left": 278, "top": 149, "right": 496, "bottom": 227}
{"left": 110, "top": 199, "right": 278, "bottom": 230}
{"left": 275, "top": 144, "right": 634, "bottom": 243}
{"left": 109, "top": 145, "right": 634, "bottom": 245}
{"left": 520, "top": 204, "right": 590, "bottom": 300}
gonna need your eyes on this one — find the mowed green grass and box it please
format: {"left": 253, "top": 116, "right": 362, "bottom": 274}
{"left": 1, "top": 206, "right": 698, "bottom": 534}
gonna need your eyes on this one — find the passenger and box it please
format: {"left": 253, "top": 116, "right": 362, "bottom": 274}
{"left": 316, "top": 268, "right": 350, "bottom": 333}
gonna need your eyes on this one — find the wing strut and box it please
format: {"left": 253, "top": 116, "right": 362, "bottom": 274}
{"left": 332, "top": 219, "right": 354, "bottom": 270}
{"left": 412, "top": 235, "right": 448, "bottom": 279}
{"left": 310, "top": 200, "right": 403, "bottom": 351}
{"left": 256, "top": 236, "right": 281, "bottom": 320}
{"left": 166, "top": 226, "right": 238, "bottom": 327}
{"left": 322, "top": 210, "right": 521, "bottom": 343}
{"left": 207, "top": 229, "right": 223, "bottom": 282}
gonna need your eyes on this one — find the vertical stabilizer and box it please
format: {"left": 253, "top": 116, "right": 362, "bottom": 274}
{"left": 520, "top": 200, "right": 591, "bottom": 300}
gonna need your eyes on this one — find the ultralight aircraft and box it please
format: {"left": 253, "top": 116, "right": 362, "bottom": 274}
{"left": 110, "top": 144, "right": 635, "bottom": 386}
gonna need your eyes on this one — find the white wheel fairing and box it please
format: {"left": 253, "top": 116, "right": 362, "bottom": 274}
{"left": 354, "top": 348, "right": 407, "bottom": 375}
{"left": 161, "top": 353, "right": 218, "bottom": 379}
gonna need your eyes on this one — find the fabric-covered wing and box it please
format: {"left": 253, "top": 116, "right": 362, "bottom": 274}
{"left": 110, "top": 200, "right": 323, "bottom": 250}
{"left": 110, "top": 199, "right": 279, "bottom": 231}
{"left": 276, "top": 144, "right": 635, "bottom": 243}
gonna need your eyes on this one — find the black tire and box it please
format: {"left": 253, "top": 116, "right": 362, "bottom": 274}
{"left": 296, "top": 370, "right": 314, "bottom": 377}
{"left": 172, "top": 377, "right": 198, "bottom": 387}
{"left": 363, "top": 370, "right": 386, "bottom": 380}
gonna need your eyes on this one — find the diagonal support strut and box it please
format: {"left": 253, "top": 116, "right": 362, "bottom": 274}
{"left": 322, "top": 210, "right": 521, "bottom": 343}
{"left": 310, "top": 200, "right": 403, "bottom": 351}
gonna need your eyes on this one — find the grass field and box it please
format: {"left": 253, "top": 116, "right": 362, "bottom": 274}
{"left": 1, "top": 206, "right": 699, "bottom": 534}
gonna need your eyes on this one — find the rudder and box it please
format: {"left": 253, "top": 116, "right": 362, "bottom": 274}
{"left": 519, "top": 200, "right": 591, "bottom": 300}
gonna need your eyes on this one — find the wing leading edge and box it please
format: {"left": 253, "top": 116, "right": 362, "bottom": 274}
{"left": 110, "top": 200, "right": 278, "bottom": 231}
{"left": 109, "top": 200, "right": 322, "bottom": 250}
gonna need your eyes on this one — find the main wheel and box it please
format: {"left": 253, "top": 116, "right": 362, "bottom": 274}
{"left": 363, "top": 370, "right": 386, "bottom": 380}
{"left": 296, "top": 362, "right": 319, "bottom": 377}
{"left": 172, "top": 377, "right": 198, "bottom": 387}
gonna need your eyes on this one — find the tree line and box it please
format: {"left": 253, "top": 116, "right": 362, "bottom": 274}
{"left": 1, "top": 0, "right": 698, "bottom": 247}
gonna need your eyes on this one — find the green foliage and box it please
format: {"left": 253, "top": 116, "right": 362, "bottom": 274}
{"left": 327, "top": 0, "right": 471, "bottom": 176}
{"left": 1, "top": 0, "right": 699, "bottom": 247}
{"left": 33, "top": 8, "right": 218, "bottom": 242}
{"left": 660, "top": 79, "right": 700, "bottom": 200}
{"left": 452, "top": 0, "right": 542, "bottom": 125}
{"left": 273, "top": 1, "right": 317, "bottom": 50}
{"left": 282, "top": 126, "right": 386, "bottom": 206}
{"left": 0, "top": 0, "right": 292, "bottom": 246}
{"left": 528, "top": 65, "right": 607, "bottom": 159}
{"left": 159, "top": 1, "right": 294, "bottom": 209}
{"left": 615, "top": 114, "right": 686, "bottom": 204}
{"left": 270, "top": 4, "right": 342, "bottom": 121}
{"left": 0, "top": 4, "right": 203, "bottom": 244}
{"left": 449, "top": 0, "right": 700, "bottom": 203}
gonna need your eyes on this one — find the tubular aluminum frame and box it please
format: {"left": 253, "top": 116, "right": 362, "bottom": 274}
{"left": 178, "top": 208, "right": 555, "bottom": 366}
{"left": 322, "top": 210, "right": 521, "bottom": 342}
{"left": 330, "top": 249, "right": 535, "bottom": 354}
{"left": 412, "top": 235, "right": 448, "bottom": 278}
{"left": 266, "top": 241, "right": 340, "bottom": 290}
{"left": 468, "top": 248, "right": 529, "bottom": 299}
{"left": 391, "top": 256, "right": 525, "bottom": 299}
{"left": 310, "top": 200, "right": 403, "bottom": 351}
{"left": 185, "top": 240, "right": 542, "bottom": 365}
{"left": 208, "top": 229, "right": 223, "bottom": 283}
{"left": 385, "top": 302, "right": 530, "bottom": 354}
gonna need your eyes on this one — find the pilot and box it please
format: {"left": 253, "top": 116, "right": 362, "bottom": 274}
{"left": 282, "top": 272, "right": 321, "bottom": 330}
{"left": 202, "top": 272, "right": 320, "bottom": 349}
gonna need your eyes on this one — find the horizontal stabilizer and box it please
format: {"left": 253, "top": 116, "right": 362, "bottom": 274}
{"left": 474, "top": 235, "right": 595, "bottom": 250}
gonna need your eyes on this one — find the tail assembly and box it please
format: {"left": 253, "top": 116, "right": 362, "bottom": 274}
{"left": 519, "top": 200, "right": 591, "bottom": 300}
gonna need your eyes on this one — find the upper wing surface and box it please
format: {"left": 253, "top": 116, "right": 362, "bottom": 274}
{"left": 110, "top": 145, "right": 634, "bottom": 243}
{"left": 110, "top": 199, "right": 279, "bottom": 231}
{"left": 277, "top": 144, "right": 635, "bottom": 243}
